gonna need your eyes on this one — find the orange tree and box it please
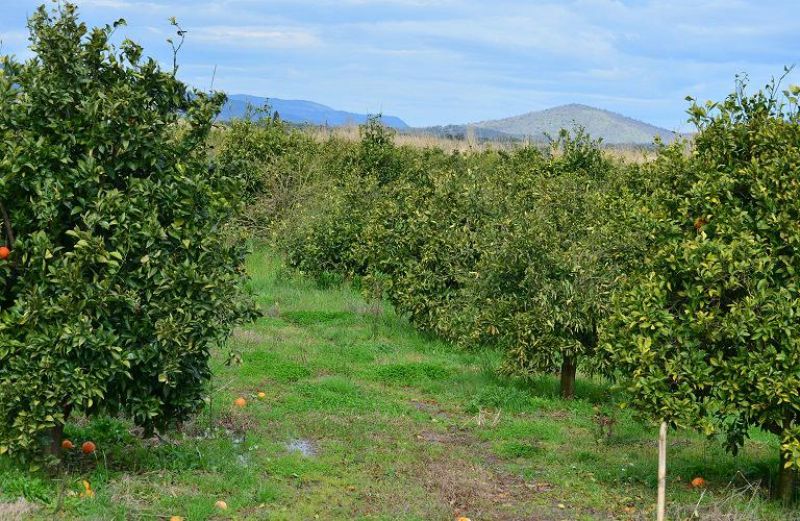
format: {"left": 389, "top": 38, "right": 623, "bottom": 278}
{"left": 602, "top": 77, "right": 800, "bottom": 502}
{"left": 467, "top": 130, "right": 631, "bottom": 398}
{"left": 0, "top": 4, "right": 257, "bottom": 464}
{"left": 358, "top": 147, "right": 511, "bottom": 340}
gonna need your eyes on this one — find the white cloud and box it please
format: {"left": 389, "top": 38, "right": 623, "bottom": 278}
{"left": 75, "top": 0, "right": 166, "bottom": 9}
{"left": 192, "top": 26, "right": 321, "bottom": 48}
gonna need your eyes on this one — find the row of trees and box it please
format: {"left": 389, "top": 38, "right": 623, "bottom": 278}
{"left": 220, "top": 79, "right": 800, "bottom": 502}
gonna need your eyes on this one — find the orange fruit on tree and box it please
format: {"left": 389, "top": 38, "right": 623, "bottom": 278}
{"left": 691, "top": 476, "right": 706, "bottom": 488}
{"left": 61, "top": 439, "right": 75, "bottom": 450}
{"left": 0, "top": 246, "right": 9, "bottom": 260}
{"left": 234, "top": 397, "right": 247, "bottom": 408}
{"left": 81, "top": 441, "right": 96, "bottom": 455}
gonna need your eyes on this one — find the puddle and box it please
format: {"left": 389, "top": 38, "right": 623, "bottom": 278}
{"left": 236, "top": 453, "right": 251, "bottom": 467}
{"left": 285, "top": 438, "right": 316, "bottom": 457}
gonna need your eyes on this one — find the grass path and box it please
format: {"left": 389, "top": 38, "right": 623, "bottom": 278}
{"left": 0, "top": 248, "right": 791, "bottom": 520}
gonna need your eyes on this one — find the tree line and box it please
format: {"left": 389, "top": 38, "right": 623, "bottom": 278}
{"left": 218, "top": 77, "right": 800, "bottom": 502}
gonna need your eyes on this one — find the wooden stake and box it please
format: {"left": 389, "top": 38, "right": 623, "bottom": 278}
{"left": 657, "top": 421, "right": 667, "bottom": 521}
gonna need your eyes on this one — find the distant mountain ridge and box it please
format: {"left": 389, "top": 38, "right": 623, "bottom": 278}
{"left": 220, "top": 94, "right": 409, "bottom": 129}
{"left": 220, "top": 94, "right": 679, "bottom": 145}
{"left": 469, "top": 103, "right": 678, "bottom": 145}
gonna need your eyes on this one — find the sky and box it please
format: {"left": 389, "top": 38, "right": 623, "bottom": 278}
{"left": 0, "top": 0, "right": 798, "bottom": 131}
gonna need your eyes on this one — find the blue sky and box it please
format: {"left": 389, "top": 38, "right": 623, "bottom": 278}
{"left": 1, "top": 0, "right": 797, "bottom": 130}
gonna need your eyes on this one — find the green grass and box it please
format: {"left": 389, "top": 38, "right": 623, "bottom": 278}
{"left": 0, "top": 247, "right": 795, "bottom": 520}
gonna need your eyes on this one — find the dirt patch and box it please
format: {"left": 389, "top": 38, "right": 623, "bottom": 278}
{"left": 416, "top": 427, "right": 474, "bottom": 446}
{"left": 0, "top": 498, "right": 39, "bottom": 520}
{"left": 410, "top": 399, "right": 441, "bottom": 413}
{"left": 413, "top": 422, "right": 559, "bottom": 520}
{"left": 409, "top": 398, "right": 455, "bottom": 422}
{"left": 422, "top": 457, "right": 545, "bottom": 521}
{"left": 547, "top": 410, "right": 570, "bottom": 421}
{"left": 216, "top": 411, "right": 259, "bottom": 436}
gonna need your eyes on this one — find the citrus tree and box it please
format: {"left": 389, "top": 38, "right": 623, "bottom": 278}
{"left": 277, "top": 117, "right": 409, "bottom": 279}
{"left": 0, "top": 3, "right": 257, "bottom": 463}
{"left": 603, "top": 77, "right": 800, "bottom": 502}
{"left": 358, "top": 147, "right": 516, "bottom": 341}
{"left": 471, "top": 130, "right": 626, "bottom": 398}
{"left": 215, "top": 111, "right": 325, "bottom": 231}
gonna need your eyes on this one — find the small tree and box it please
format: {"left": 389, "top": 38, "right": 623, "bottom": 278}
{"left": 0, "top": 3, "right": 257, "bottom": 464}
{"left": 358, "top": 146, "right": 513, "bottom": 340}
{"left": 475, "top": 130, "right": 623, "bottom": 398}
{"left": 603, "top": 76, "right": 800, "bottom": 502}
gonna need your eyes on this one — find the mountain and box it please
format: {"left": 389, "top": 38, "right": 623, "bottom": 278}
{"left": 469, "top": 104, "right": 678, "bottom": 145}
{"left": 219, "top": 94, "right": 409, "bottom": 130}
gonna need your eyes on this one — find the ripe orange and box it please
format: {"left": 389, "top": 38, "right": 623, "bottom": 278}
{"left": 170, "top": 517, "right": 184, "bottom": 521}
{"left": 215, "top": 500, "right": 228, "bottom": 510}
{"left": 61, "top": 439, "right": 75, "bottom": 450}
{"left": 81, "top": 441, "right": 96, "bottom": 455}
{"left": 691, "top": 476, "right": 706, "bottom": 488}
{"left": 0, "top": 246, "right": 9, "bottom": 260}
{"left": 80, "top": 479, "right": 95, "bottom": 498}
{"left": 234, "top": 397, "right": 247, "bottom": 408}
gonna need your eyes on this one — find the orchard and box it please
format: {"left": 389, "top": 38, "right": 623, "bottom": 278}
{"left": 253, "top": 75, "right": 800, "bottom": 505}
{"left": 2, "top": 0, "right": 800, "bottom": 516}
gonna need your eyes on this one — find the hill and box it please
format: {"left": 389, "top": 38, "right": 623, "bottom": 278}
{"left": 471, "top": 103, "right": 678, "bottom": 145}
{"left": 219, "top": 94, "right": 409, "bottom": 130}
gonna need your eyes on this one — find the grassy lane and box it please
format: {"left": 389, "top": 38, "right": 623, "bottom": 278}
{"left": 0, "top": 247, "right": 791, "bottom": 520}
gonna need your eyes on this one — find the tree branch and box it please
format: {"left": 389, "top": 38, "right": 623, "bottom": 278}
{"left": 0, "top": 201, "right": 14, "bottom": 245}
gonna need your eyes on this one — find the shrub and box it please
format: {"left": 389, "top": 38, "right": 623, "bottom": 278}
{"left": 602, "top": 77, "right": 800, "bottom": 502}
{"left": 0, "top": 3, "right": 257, "bottom": 464}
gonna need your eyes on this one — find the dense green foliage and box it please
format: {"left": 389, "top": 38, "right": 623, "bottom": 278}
{"left": 602, "top": 79, "right": 800, "bottom": 500}
{"left": 0, "top": 4, "right": 257, "bottom": 463}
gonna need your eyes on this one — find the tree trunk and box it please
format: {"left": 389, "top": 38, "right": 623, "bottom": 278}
{"left": 48, "top": 423, "right": 65, "bottom": 459}
{"left": 46, "top": 404, "right": 72, "bottom": 461}
{"left": 560, "top": 355, "right": 577, "bottom": 399}
{"left": 777, "top": 447, "right": 796, "bottom": 505}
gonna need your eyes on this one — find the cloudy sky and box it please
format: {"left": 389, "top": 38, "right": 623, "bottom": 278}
{"left": 1, "top": 0, "right": 797, "bottom": 130}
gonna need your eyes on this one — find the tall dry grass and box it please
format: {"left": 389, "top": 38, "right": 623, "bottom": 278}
{"left": 301, "top": 124, "right": 658, "bottom": 161}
